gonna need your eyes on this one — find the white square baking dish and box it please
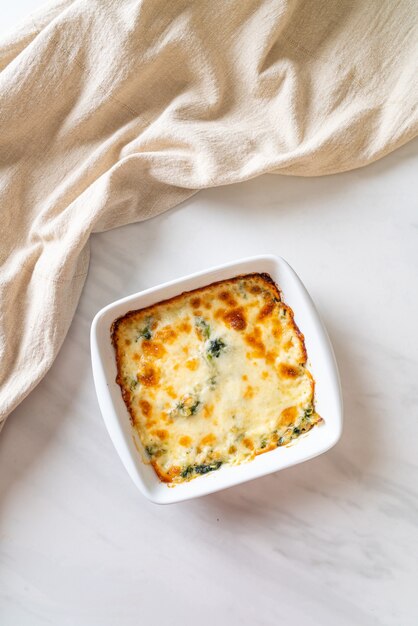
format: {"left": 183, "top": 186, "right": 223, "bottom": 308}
{"left": 90, "top": 255, "right": 342, "bottom": 504}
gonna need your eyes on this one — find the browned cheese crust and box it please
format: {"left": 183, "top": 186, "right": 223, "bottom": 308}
{"left": 112, "top": 273, "right": 322, "bottom": 483}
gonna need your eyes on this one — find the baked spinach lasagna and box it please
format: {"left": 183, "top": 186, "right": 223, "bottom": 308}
{"left": 112, "top": 273, "right": 322, "bottom": 483}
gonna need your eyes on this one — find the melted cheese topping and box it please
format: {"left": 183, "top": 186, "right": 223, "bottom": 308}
{"left": 112, "top": 274, "right": 322, "bottom": 483}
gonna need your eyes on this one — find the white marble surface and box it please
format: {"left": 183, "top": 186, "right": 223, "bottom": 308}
{"left": 1, "top": 136, "right": 418, "bottom": 625}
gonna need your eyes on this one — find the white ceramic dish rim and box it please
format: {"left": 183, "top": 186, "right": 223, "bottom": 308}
{"left": 91, "top": 254, "right": 343, "bottom": 504}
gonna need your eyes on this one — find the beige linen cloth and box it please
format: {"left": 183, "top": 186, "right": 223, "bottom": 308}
{"left": 0, "top": 0, "right": 417, "bottom": 430}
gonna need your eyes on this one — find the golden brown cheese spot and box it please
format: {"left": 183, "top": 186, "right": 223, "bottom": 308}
{"left": 218, "top": 290, "right": 237, "bottom": 307}
{"left": 165, "top": 385, "right": 177, "bottom": 399}
{"left": 203, "top": 404, "right": 213, "bottom": 418}
{"left": 156, "top": 326, "right": 177, "bottom": 344}
{"left": 284, "top": 339, "right": 293, "bottom": 350}
{"left": 261, "top": 371, "right": 269, "bottom": 379}
{"left": 229, "top": 445, "right": 237, "bottom": 454}
{"left": 186, "top": 358, "right": 199, "bottom": 371}
{"left": 243, "top": 437, "right": 254, "bottom": 450}
{"left": 190, "top": 297, "right": 201, "bottom": 308}
{"left": 139, "top": 399, "right": 152, "bottom": 416}
{"left": 182, "top": 346, "right": 189, "bottom": 356}
{"left": 138, "top": 364, "right": 159, "bottom": 387}
{"left": 124, "top": 339, "right": 131, "bottom": 346}
{"left": 279, "top": 406, "right": 298, "bottom": 427}
{"left": 179, "top": 321, "right": 192, "bottom": 333}
{"left": 272, "top": 319, "right": 282, "bottom": 339}
{"left": 214, "top": 307, "right": 226, "bottom": 320}
{"left": 244, "top": 385, "right": 254, "bottom": 399}
{"left": 179, "top": 435, "right": 192, "bottom": 447}
{"left": 142, "top": 340, "right": 166, "bottom": 358}
{"left": 242, "top": 374, "right": 248, "bottom": 381}
{"left": 249, "top": 284, "right": 262, "bottom": 294}
{"left": 279, "top": 363, "right": 301, "bottom": 378}
{"left": 152, "top": 428, "right": 168, "bottom": 440}
{"left": 200, "top": 433, "right": 216, "bottom": 446}
{"left": 132, "top": 353, "right": 140, "bottom": 362}
{"left": 223, "top": 307, "right": 247, "bottom": 331}
{"left": 203, "top": 301, "right": 212, "bottom": 310}
{"left": 244, "top": 327, "right": 266, "bottom": 357}
{"left": 266, "top": 350, "right": 276, "bottom": 365}
{"left": 258, "top": 300, "right": 275, "bottom": 320}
